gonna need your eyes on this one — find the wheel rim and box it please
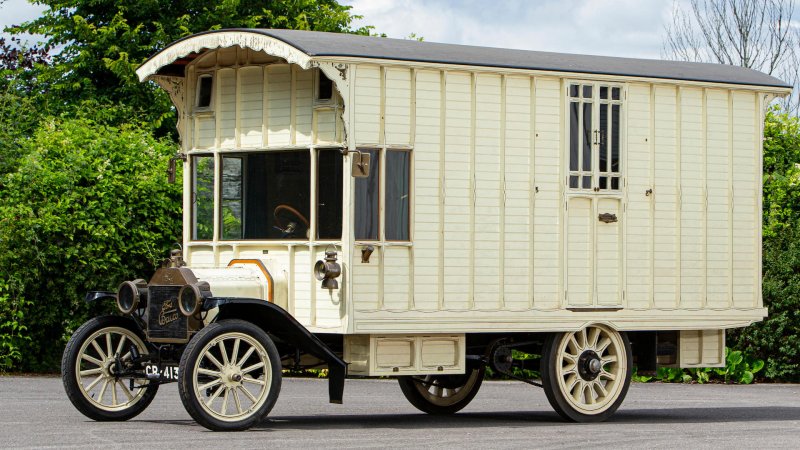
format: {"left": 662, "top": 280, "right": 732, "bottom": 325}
{"left": 192, "top": 332, "right": 272, "bottom": 422}
{"left": 555, "top": 324, "right": 626, "bottom": 415}
{"left": 75, "top": 326, "right": 150, "bottom": 412}
{"left": 410, "top": 370, "right": 481, "bottom": 407}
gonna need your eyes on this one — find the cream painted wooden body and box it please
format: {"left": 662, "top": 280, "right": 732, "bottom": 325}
{"left": 137, "top": 33, "right": 785, "bottom": 347}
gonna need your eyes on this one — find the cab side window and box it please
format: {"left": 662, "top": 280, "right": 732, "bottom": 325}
{"left": 354, "top": 149, "right": 411, "bottom": 241}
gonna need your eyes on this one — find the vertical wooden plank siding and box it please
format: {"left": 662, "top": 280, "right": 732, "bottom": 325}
{"left": 705, "top": 89, "right": 731, "bottom": 307}
{"left": 442, "top": 72, "right": 473, "bottom": 310}
{"left": 412, "top": 70, "right": 442, "bottom": 310}
{"left": 653, "top": 85, "right": 678, "bottom": 308}
{"left": 473, "top": 73, "right": 502, "bottom": 309}
{"left": 679, "top": 88, "right": 705, "bottom": 308}
{"left": 731, "top": 91, "right": 757, "bottom": 307}
{"left": 624, "top": 84, "right": 652, "bottom": 308}
{"left": 532, "top": 77, "right": 561, "bottom": 309}
{"left": 504, "top": 76, "right": 532, "bottom": 310}
{"left": 354, "top": 65, "right": 381, "bottom": 145}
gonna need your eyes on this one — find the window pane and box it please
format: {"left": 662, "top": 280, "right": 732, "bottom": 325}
{"left": 599, "top": 176, "right": 608, "bottom": 190}
{"left": 262, "top": 152, "right": 310, "bottom": 239}
{"left": 600, "top": 86, "right": 608, "bottom": 99}
{"left": 569, "top": 175, "right": 579, "bottom": 188}
{"left": 385, "top": 151, "right": 410, "bottom": 241}
{"left": 198, "top": 76, "right": 212, "bottom": 108}
{"left": 612, "top": 87, "right": 621, "bottom": 100}
{"left": 317, "top": 150, "right": 343, "bottom": 239}
{"left": 192, "top": 155, "right": 215, "bottom": 240}
{"left": 569, "top": 102, "right": 579, "bottom": 171}
{"left": 355, "top": 150, "right": 380, "bottom": 240}
{"left": 582, "top": 102, "right": 592, "bottom": 172}
{"left": 599, "top": 103, "right": 608, "bottom": 173}
{"left": 612, "top": 104, "right": 621, "bottom": 172}
{"left": 221, "top": 157, "right": 243, "bottom": 240}
{"left": 582, "top": 176, "right": 592, "bottom": 189}
{"left": 611, "top": 177, "right": 620, "bottom": 190}
{"left": 218, "top": 151, "right": 311, "bottom": 240}
{"left": 318, "top": 71, "right": 333, "bottom": 101}
{"left": 569, "top": 84, "right": 579, "bottom": 98}
{"left": 582, "top": 85, "right": 593, "bottom": 98}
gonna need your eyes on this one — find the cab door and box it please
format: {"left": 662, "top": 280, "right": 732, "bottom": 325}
{"left": 564, "top": 82, "right": 624, "bottom": 308}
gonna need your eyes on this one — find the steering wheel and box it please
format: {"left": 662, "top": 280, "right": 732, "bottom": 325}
{"left": 273, "top": 204, "right": 310, "bottom": 238}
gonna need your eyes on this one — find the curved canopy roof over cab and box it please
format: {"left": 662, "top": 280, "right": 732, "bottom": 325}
{"left": 137, "top": 28, "right": 790, "bottom": 90}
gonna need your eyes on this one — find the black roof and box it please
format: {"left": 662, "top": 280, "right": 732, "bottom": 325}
{"left": 161, "top": 29, "right": 792, "bottom": 89}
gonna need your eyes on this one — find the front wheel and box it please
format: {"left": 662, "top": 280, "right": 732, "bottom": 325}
{"left": 178, "top": 319, "right": 282, "bottom": 431}
{"left": 398, "top": 366, "right": 485, "bottom": 415}
{"left": 540, "top": 324, "right": 632, "bottom": 422}
{"left": 62, "top": 315, "right": 159, "bottom": 421}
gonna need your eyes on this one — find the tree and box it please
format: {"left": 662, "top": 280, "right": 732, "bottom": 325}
{"left": 0, "top": 37, "right": 52, "bottom": 175}
{"left": 663, "top": 0, "right": 797, "bottom": 112}
{"left": 0, "top": 113, "right": 182, "bottom": 371}
{"left": 9, "top": 0, "right": 372, "bottom": 136}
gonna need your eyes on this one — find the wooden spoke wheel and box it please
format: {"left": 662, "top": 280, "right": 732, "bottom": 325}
{"left": 178, "top": 320, "right": 281, "bottom": 431}
{"left": 62, "top": 316, "right": 158, "bottom": 421}
{"left": 398, "top": 366, "right": 485, "bottom": 415}
{"left": 541, "top": 324, "right": 631, "bottom": 422}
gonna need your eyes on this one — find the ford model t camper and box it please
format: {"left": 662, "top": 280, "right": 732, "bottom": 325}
{"left": 61, "top": 29, "right": 790, "bottom": 431}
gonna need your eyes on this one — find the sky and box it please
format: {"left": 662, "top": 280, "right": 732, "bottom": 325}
{"left": 0, "top": 0, "right": 679, "bottom": 59}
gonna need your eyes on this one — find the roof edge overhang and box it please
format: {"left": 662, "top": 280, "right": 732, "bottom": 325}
{"left": 136, "top": 30, "right": 313, "bottom": 81}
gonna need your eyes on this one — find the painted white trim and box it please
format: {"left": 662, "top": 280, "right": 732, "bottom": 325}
{"left": 136, "top": 31, "right": 313, "bottom": 81}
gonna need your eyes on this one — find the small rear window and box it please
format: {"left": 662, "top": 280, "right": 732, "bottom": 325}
{"left": 197, "top": 76, "right": 213, "bottom": 108}
{"left": 317, "top": 71, "right": 333, "bottom": 101}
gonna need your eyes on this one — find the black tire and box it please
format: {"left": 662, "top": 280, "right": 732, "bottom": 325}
{"left": 540, "top": 324, "right": 632, "bottom": 422}
{"left": 398, "top": 366, "right": 485, "bottom": 415}
{"left": 62, "top": 315, "right": 159, "bottom": 421}
{"left": 178, "top": 319, "right": 282, "bottom": 431}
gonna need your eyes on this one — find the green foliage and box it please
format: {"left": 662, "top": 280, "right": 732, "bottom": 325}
{"left": 9, "top": 0, "right": 372, "bottom": 135}
{"left": 631, "top": 366, "right": 652, "bottom": 383}
{"left": 0, "top": 113, "right": 181, "bottom": 371}
{"left": 0, "top": 281, "right": 32, "bottom": 371}
{"left": 729, "top": 222, "right": 800, "bottom": 381}
{"left": 655, "top": 366, "right": 694, "bottom": 383}
{"left": 484, "top": 350, "right": 540, "bottom": 380}
{"left": 762, "top": 107, "right": 800, "bottom": 238}
{"left": 711, "top": 348, "right": 765, "bottom": 384}
{"left": 637, "top": 348, "right": 765, "bottom": 384}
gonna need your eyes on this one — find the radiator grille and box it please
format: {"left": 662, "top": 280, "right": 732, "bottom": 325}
{"left": 146, "top": 285, "right": 189, "bottom": 341}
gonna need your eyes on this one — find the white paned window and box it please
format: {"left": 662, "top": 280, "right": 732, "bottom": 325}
{"left": 567, "top": 82, "right": 623, "bottom": 191}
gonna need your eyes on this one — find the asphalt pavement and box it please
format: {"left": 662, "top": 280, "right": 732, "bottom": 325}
{"left": 1, "top": 375, "right": 798, "bottom": 449}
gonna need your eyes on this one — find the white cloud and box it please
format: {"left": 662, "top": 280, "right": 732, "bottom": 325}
{"left": 343, "top": 0, "right": 675, "bottom": 59}
{"left": 0, "top": 0, "right": 47, "bottom": 43}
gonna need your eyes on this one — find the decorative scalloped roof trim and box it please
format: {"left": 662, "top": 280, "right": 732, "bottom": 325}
{"left": 136, "top": 31, "right": 312, "bottom": 81}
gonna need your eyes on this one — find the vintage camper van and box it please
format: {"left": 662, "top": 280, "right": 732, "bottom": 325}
{"left": 61, "top": 29, "right": 790, "bottom": 431}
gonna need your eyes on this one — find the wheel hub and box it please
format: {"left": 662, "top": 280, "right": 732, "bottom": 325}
{"left": 577, "top": 350, "right": 602, "bottom": 381}
{"left": 221, "top": 365, "right": 243, "bottom": 388}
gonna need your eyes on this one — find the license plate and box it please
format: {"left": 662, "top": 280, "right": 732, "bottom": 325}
{"left": 145, "top": 364, "right": 180, "bottom": 380}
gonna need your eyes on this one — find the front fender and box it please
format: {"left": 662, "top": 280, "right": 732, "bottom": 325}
{"left": 84, "top": 291, "right": 116, "bottom": 303}
{"left": 202, "top": 297, "right": 346, "bottom": 404}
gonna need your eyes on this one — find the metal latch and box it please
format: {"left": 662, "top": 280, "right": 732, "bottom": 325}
{"left": 598, "top": 213, "right": 618, "bottom": 223}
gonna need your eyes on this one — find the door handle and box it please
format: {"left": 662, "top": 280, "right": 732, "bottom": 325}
{"left": 598, "top": 213, "right": 618, "bottom": 223}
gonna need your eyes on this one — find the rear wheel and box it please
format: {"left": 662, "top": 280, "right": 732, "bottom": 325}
{"left": 62, "top": 315, "right": 158, "bottom": 421}
{"left": 398, "top": 366, "right": 485, "bottom": 414}
{"left": 540, "top": 324, "right": 631, "bottom": 422}
{"left": 178, "top": 319, "right": 282, "bottom": 431}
